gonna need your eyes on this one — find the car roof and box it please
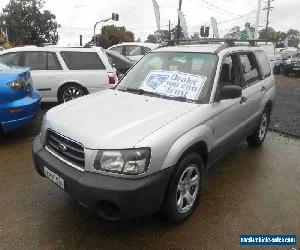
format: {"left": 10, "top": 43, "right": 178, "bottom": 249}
{"left": 154, "top": 43, "right": 266, "bottom": 55}
{"left": 0, "top": 46, "right": 104, "bottom": 53}
{"left": 110, "top": 42, "right": 159, "bottom": 50}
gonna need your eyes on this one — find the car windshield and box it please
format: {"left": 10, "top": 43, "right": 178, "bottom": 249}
{"left": 0, "top": 63, "right": 11, "bottom": 71}
{"left": 116, "top": 52, "right": 218, "bottom": 103}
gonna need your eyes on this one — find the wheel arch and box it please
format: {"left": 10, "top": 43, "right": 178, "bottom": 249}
{"left": 161, "top": 125, "right": 213, "bottom": 172}
{"left": 57, "top": 81, "right": 89, "bottom": 100}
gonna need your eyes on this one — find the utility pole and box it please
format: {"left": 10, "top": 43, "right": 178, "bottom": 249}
{"left": 177, "top": 0, "right": 182, "bottom": 39}
{"left": 263, "top": 0, "right": 274, "bottom": 30}
{"left": 79, "top": 35, "right": 82, "bottom": 46}
{"left": 169, "top": 20, "right": 171, "bottom": 40}
{"left": 254, "top": 0, "right": 262, "bottom": 39}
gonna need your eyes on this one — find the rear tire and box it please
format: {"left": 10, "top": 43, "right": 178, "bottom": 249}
{"left": 160, "top": 153, "right": 204, "bottom": 223}
{"left": 58, "top": 83, "right": 87, "bottom": 104}
{"left": 246, "top": 108, "right": 270, "bottom": 146}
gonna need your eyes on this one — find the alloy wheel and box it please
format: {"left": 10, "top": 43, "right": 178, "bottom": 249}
{"left": 62, "top": 87, "right": 84, "bottom": 102}
{"left": 176, "top": 164, "right": 200, "bottom": 214}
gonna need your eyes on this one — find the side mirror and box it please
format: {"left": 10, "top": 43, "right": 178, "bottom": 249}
{"left": 219, "top": 85, "right": 242, "bottom": 101}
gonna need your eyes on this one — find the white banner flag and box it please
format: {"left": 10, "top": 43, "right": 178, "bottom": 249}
{"left": 177, "top": 9, "right": 188, "bottom": 39}
{"left": 152, "top": 0, "right": 160, "bottom": 31}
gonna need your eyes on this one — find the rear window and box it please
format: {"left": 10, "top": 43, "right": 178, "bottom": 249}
{"left": 255, "top": 51, "right": 271, "bottom": 78}
{"left": 0, "top": 52, "right": 20, "bottom": 66}
{"left": 60, "top": 51, "right": 105, "bottom": 70}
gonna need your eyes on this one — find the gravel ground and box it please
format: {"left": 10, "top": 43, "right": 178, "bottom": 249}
{"left": 269, "top": 74, "right": 300, "bottom": 138}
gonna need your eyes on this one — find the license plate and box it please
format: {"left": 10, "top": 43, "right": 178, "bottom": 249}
{"left": 44, "top": 167, "right": 65, "bottom": 190}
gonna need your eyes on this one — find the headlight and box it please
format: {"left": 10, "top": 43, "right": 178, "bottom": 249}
{"left": 94, "top": 148, "right": 151, "bottom": 175}
{"left": 8, "top": 80, "right": 27, "bottom": 90}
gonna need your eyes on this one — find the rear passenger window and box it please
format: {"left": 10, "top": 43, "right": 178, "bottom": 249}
{"left": 239, "top": 53, "right": 259, "bottom": 85}
{"left": 125, "top": 46, "right": 142, "bottom": 56}
{"left": 110, "top": 46, "right": 124, "bottom": 55}
{"left": 60, "top": 52, "right": 105, "bottom": 70}
{"left": 47, "top": 52, "right": 62, "bottom": 70}
{"left": 24, "top": 52, "right": 47, "bottom": 70}
{"left": 0, "top": 52, "right": 20, "bottom": 66}
{"left": 255, "top": 51, "right": 271, "bottom": 78}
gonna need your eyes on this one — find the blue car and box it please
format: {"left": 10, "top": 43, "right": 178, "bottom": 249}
{"left": 0, "top": 63, "right": 41, "bottom": 134}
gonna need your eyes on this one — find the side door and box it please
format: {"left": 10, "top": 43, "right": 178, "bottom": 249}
{"left": 211, "top": 53, "right": 246, "bottom": 160}
{"left": 238, "top": 52, "right": 264, "bottom": 134}
{"left": 20, "top": 51, "right": 63, "bottom": 101}
{"left": 60, "top": 51, "right": 108, "bottom": 92}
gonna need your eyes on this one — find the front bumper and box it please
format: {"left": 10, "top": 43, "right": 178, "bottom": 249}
{"left": 0, "top": 90, "right": 41, "bottom": 132}
{"left": 32, "top": 137, "right": 173, "bottom": 219}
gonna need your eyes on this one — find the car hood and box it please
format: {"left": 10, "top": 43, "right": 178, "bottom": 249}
{"left": 45, "top": 89, "right": 198, "bottom": 149}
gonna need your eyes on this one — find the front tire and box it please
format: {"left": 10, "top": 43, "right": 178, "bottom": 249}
{"left": 160, "top": 153, "right": 204, "bottom": 223}
{"left": 58, "top": 84, "right": 87, "bottom": 104}
{"left": 246, "top": 108, "right": 270, "bottom": 146}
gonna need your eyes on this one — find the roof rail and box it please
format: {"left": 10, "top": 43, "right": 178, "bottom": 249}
{"left": 165, "top": 38, "right": 270, "bottom": 47}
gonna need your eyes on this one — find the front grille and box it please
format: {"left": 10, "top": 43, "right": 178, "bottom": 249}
{"left": 46, "top": 130, "right": 85, "bottom": 170}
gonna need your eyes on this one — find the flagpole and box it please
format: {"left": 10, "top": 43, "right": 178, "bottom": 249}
{"left": 254, "top": 0, "right": 262, "bottom": 39}
{"left": 177, "top": 0, "right": 182, "bottom": 39}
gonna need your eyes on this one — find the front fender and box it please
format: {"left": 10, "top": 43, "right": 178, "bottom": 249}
{"left": 161, "top": 124, "right": 213, "bottom": 170}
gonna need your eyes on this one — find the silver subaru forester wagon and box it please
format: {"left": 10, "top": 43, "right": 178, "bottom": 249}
{"left": 33, "top": 40, "right": 276, "bottom": 223}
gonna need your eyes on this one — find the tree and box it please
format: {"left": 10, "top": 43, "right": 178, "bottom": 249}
{"left": 0, "top": 0, "right": 60, "bottom": 46}
{"left": 224, "top": 26, "right": 240, "bottom": 39}
{"left": 145, "top": 34, "right": 156, "bottom": 43}
{"left": 286, "top": 29, "right": 300, "bottom": 48}
{"left": 259, "top": 27, "right": 287, "bottom": 47}
{"left": 90, "top": 25, "right": 135, "bottom": 48}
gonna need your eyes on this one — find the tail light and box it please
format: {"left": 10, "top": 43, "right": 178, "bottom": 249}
{"left": 8, "top": 80, "right": 27, "bottom": 90}
{"left": 108, "top": 73, "right": 118, "bottom": 85}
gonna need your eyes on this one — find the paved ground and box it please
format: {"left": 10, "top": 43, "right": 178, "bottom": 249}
{"left": 0, "top": 133, "right": 299, "bottom": 250}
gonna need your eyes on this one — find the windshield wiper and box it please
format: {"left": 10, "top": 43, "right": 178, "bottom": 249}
{"left": 118, "top": 88, "right": 201, "bottom": 103}
{"left": 118, "top": 88, "right": 145, "bottom": 94}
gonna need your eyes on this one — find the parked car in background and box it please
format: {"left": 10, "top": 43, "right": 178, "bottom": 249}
{"left": 273, "top": 53, "right": 284, "bottom": 74}
{"left": 33, "top": 41, "right": 276, "bottom": 222}
{"left": 0, "top": 63, "right": 41, "bottom": 134}
{"left": 0, "top": 47, "right": 117, "bottom": 103}
{"left": 108, "top": 42, "right": 159, "bottom": 62}
{"left": 283, "top": 52, "right": 300, "bottom": 76}
{"left": 105, "top": 49, "right": 134, "bottom": 77}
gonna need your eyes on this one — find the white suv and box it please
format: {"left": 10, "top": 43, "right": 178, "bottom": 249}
{"left": 0, "top": 47, "right": 117, "bottom": 103}
{"left": 33, "top": 40, "right": 276, "bottom": 223}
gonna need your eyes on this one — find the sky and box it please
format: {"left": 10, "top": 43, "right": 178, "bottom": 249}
{"left": 1, "top": 0, "right": 300, "bottom": 46}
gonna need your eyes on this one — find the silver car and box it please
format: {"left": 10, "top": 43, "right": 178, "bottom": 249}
{"left": 33, "top": 40, "right": 276, "bottom": 223}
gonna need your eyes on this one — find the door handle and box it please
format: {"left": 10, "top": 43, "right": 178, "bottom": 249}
{"left": 240, "top": 96, "right": 248, "bottom": 104}
{"left": 261, "top": 85, "right": 266, "bottom": 92}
